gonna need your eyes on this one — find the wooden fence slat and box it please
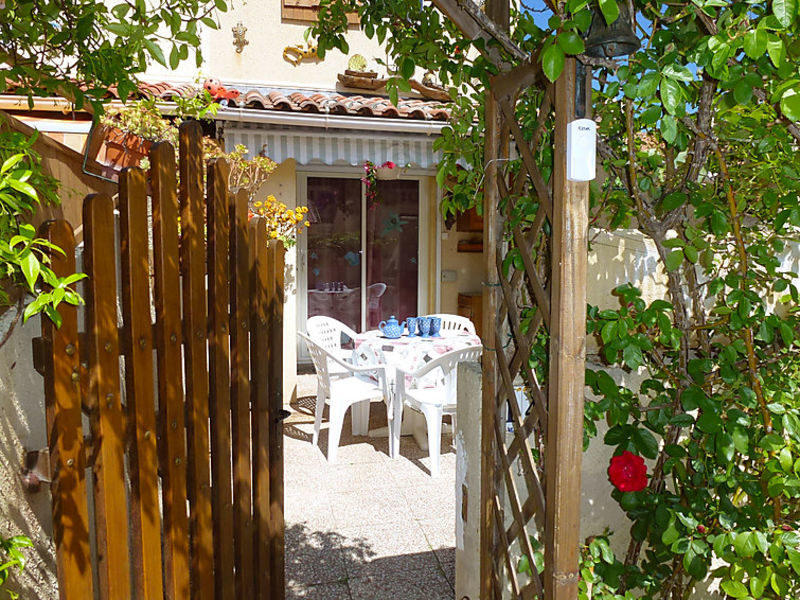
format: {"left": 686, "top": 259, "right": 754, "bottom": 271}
{"left": 40, "top": 220, "right": 94, "bottom": 600}
{"left": 119, "top": 168, "right": 166, "bottom": 599}
{"left": 179, "top": 120, "right": 214, "bottom": 599}
{"left": 249, "top": 217, "right": 271, "bottom": 598}
{"left": 83, "top": 194, "right": 132, "bottom": 600}
{"left": 230, "top": 188, "right": 254, "bottom": 598}
{"left": 151, "top": 141, "right": 191, "bottom": 600}
{"left": 207, "top": 158, "right": 235, "bottom": 598}
{"left": 267, "top": 240, "right": 286, "bottom": 599}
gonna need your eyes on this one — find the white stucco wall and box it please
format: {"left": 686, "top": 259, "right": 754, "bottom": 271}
{"left": 142, "top": 3, "right": 389, "bottom": 90}
{"left": 0, "top": 312, "right": 58, "bottom": 600}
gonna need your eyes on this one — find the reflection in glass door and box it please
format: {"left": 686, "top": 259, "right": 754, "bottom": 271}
{"left": 305, "top": 178, "right": 362, "bottom": 332}
{"left": 366, "top": 180, "right": 419, "bottom": 330}
{"left": 304, "top": 176, "right": 420, "bottom": 333}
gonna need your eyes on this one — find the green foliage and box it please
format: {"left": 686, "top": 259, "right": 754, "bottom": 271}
{"left": 0, "top": 534, "right": 32, "bottom": 600}
{"left": 0, "top": 0, "right": 226, "bottom": 112}
{"left": 311, "top": 0, "right": 800, "bottom": 597}
{"left": 0, "top": 128, "right": 85, "bottom": 325}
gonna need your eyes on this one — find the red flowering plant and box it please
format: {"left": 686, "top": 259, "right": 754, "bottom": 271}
{"left": 608, "top": 451, "right": 648, "bottom": 493}
{"left": 361, "top": 160, "right": 400, "bottom": 208}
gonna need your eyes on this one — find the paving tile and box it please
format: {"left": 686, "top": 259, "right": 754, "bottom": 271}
{"left": 418, "top": 518, "right": 455, "bottom": 553}
{"left": 440, "top": 556, "right": 456, "bottom": 590}
{"left": 317, "top": 461, "right": 396, "bottom": 492}
{"left": 286, "top": 581, "right": 352, "bottom": 600}
{"left": 401, "top": 483, "right": 456, "bottom": 522}
{"left": 338, "top": 522, "right": 435, "bottom": 578}
{"left": 348, "top": 561, "right": 453, "bottom": 600}
{"left": 285, "top": 524, "right": 349, "bottom": 587}
{"left": 284, "top": 489, "right": 336, "bottom": 530}
{"left": 329, "top": 486, "right": 414, "bottom": 529}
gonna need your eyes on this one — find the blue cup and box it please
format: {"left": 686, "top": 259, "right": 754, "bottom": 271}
{"left": 418, "top": 316, "right": 431, "bottom": 338}
{"left": 430, "top": 316, "right": 442, "bottom": 337}
{"left": 406, "top": 317, "right": 417, "bottom": 337}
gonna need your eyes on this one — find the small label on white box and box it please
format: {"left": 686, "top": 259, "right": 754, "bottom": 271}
{"left": 566, "top": 118, "right": 596, "bottom": 182}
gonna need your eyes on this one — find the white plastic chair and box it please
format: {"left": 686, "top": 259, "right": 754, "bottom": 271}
{"left": 299, "top": 332, "right": 391, "bottom": 463}
{"left": 306, "top": 315, "right": 358, "bottom": 376}
{"left": 393, "top": 345, "right": 482, "bottom": 476}
{"left": 428, "top": 313, "right": 477, "bottom": 335}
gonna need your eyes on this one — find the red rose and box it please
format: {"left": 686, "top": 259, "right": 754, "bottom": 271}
{"left": 608, "top": 451, "right": 648, "bottom": 492}
{"left": 380, "top": 161, "right": 396, "bottom": 169}
{"left": 697, "top": 524, "right": 707, "bottom": 534}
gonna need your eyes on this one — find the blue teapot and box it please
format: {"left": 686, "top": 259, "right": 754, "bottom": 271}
{"left": 378, "top": 315, "right": 404, "bottom": 339}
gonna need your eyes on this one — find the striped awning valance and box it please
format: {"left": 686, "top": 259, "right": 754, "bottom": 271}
{"left": 220, "top": 125, "right": 442, "bottom": 170}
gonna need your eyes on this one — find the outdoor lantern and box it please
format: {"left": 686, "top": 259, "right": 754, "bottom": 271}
{"left": 583, "top": 3, "right": 640, "bottom": 58}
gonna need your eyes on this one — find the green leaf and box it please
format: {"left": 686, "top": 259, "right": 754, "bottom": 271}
{"left": 773, "top": 0, "right": 798, "bottom": 28}
{"left": 730, "top": 425, "right": 749, "bottom": 453}
{"left": 780, "top": 89, "right": 800, "bottom": 122}
{"left": 660, "top": 77, "right": 683, "bottom": 115}
{"left": 637, "top": 72, "right": 661, "bottom": 97}
{"left": 19, "top": 251, "right": 40, "bottom": 292}
{"left": 716, "top": 432, "right": 735, "bottom": 463}
{"left": 665, "top": 249, "right": 684, "bottom": 272}
{"left": 662, "top": 522, "right": 680, "bottom": 545}
{"left": 401, "top": 57, "right": 415, "bottom": 80}
{"left": 169, "top": 44, "right": 179, "bottom": 69}
{"left": 598, "top": 0, "right": 619, "bottom": 25}
{"left": 661, "top": 115, "right": 678, "bottom": 144}
{"left": 733, "top": 532, "right": 757, "bottom": 558}
{"left": 720, "top": 580, "right": 749, "bottom": 598}
{"left": 743, "top": 29, "right": 768, "bottom": 59}
{"left": 684, "top": 246, "right": 699, "bottom": 264}
{"left": 542, "top": 43, "right": 565, "bottom": 82}
{"left": 767, "top": 34, "right": 785, "bottom": 67}
{"left": 633, "top": 427, "right": 659, "bottom": 459}
{"left": 662, "top": 64, "right": 693, "bottom": 83}
{"left": 697, "top": 412, "right": 723, "bottom": 434}
{"left": 733, "top": 80, "right": 753, "bottom": 105}
{"left": 556, "top": 31, "right": 585, "bottom": 54}
{"left": 144, "top": 38, "right": 166, "bottom": 67}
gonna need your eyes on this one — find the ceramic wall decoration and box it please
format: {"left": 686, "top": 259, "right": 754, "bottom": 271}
{"left": 378, "top": 315, "right": 404, "bottom": 339}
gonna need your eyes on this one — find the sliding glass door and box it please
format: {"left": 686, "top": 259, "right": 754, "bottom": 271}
{"left": 301, "top": 174, "right": 422, "bottom": 340}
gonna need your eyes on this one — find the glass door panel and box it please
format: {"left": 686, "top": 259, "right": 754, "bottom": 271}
{"left": 305, "top": 177, "right": 362, "bottom": 332}
{"left": 366, "top": 180, "right": 419, "bottom": 329}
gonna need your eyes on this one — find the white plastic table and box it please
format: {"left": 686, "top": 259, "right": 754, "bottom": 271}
{"left": 351, "top": 329, "right": 482, "bottom": 450}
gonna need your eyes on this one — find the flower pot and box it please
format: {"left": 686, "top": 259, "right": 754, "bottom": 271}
{"left": 376, "top": 165, "right": 401, "bottom": 180}
{"left": 94, "top": 125, "right": 152, "bottom": 169}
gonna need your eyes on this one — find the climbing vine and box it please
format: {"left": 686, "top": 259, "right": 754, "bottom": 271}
{"left": 314, "top": 0, "right": 800, "bottom": 597}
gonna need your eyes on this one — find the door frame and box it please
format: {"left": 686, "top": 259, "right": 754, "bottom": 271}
{"left": 296, "top": 166, "right": 432, "bottom": 361}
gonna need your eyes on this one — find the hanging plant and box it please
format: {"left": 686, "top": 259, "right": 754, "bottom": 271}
{"left": 362, "top": 160, "right": 400, "bottom": 208}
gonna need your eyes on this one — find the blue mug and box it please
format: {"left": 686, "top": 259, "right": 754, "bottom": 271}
{"left": 406, "top": 317, "right": 417, "bottom": 337}
{"left": 417, "top": 316, "right": 431, "bottom": 338}
{"left": 430, "top": 316, "right": 442, "bottom": 338}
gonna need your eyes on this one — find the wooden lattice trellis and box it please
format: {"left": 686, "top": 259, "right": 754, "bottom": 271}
{"left": 478, "top": 56, "right": 590, "bottom": 600}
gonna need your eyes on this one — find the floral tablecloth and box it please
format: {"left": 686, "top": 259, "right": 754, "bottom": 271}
{"left": 352, "top": 329, "right": 482, "bottom": 389}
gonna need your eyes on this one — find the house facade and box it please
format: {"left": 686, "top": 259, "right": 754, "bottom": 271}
{"left": 142, "top": 1, "right": 486, "bottom": 402}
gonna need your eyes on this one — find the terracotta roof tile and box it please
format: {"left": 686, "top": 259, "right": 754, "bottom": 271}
{"left": 4, "top": 79, "right": 452, "bottom": 122}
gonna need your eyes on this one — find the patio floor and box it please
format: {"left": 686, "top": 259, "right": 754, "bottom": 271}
{"left": 284, "top": 375, "right": 456, "bottom": 599}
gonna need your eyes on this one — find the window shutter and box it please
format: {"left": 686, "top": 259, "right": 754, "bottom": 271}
{"left": 281, "top": 0, "right": 359, "bottom": 24}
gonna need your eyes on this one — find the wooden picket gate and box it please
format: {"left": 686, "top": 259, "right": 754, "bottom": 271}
{"left": 36, "top": 121, "right": 286, "bottom": 600}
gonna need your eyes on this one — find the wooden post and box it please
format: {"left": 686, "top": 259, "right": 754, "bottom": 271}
{"left": 481, "top": 3, "right": 508, "bottom": 598}
{"left": 544, "top": 56, "right": 589, "bottom": 600}
{"left": 480, "top": 90, "right": 501, "bottom": 600}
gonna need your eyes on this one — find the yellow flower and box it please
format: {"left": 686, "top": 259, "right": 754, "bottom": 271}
{"left": 253, "top": 201, "right": 263, "bottom": 208}
{"left": 304, "top": 221, "right": 310, "bottom": 227}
